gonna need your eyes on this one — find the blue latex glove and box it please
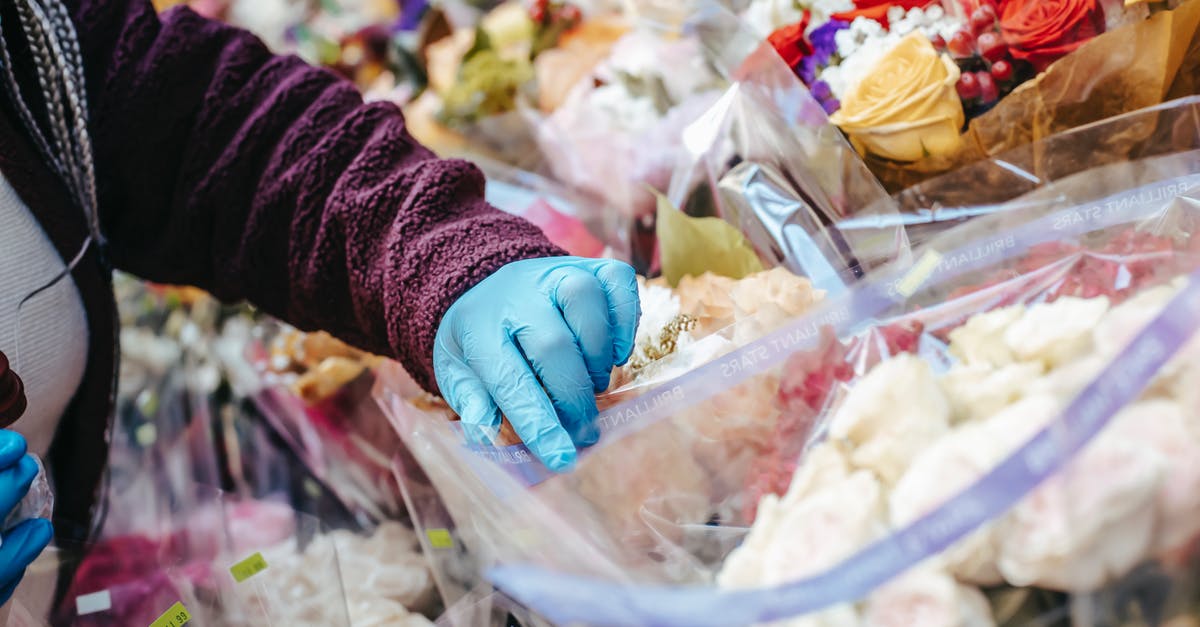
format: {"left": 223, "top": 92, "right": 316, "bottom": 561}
{"left": 0, "top": 430, "right": 53, "bottom": 605}
{"left": 434, "top": 257, "right": 640, "bottom": 472}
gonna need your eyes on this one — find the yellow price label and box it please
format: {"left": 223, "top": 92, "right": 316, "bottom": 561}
{"left": 895, "top": 250, "right": 943, "bottom": 298}
{"left": 426, "top": 528, "right": 454, "bottom": 549}
{"left": 230, "top": 551, "right": 269, "bottom": 583}
{"left": 149, "top": 602, "right": 191, "bottom": 627}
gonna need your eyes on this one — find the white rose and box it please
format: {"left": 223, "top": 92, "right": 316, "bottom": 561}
{"left": 996, "top": 429, "right": 1164, "bottom": 590}
{"left": 865, "top": 568, "right": 995, "bottom": 627}
{"left": 890, "top": 423, "right": 1006, "bottom": 585}
{"left": 1107, "top": 400, "right": 1200, "bottom": 555}
{"left": 947, "top": 305, "right": 1025, "bottom": 368}
{"left": 720, "top": 470, "right": 887, "bottom": 588}
{"left": 1003, "top": 297, "right": 1110, "bottom": 368}
{"left": 830, "top": 354, "right": 951, "bottom": 484}
{"left": 940, "top": 362, "right": 1045, "bottom": 424}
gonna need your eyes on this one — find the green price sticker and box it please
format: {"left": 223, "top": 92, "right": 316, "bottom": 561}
{"left": 149, "top": 602, "right": 191, "bottom": 627}
{"left": 426, "top": 528, "right": 454, "bottom": 549}
{"left": 230, "top": 552, "right": 270, "bottom": 583}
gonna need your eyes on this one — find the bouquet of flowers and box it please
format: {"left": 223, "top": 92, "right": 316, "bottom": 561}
{"left": 377, "top": 148, "right": 1200, "bottom": 626}
{"left": 155, "top": 0, "right": 422, "bottom": 99}
{"left": 48, "top": 486, "right": 435, "bottom": 626}
{"left": 749, "top": 0, "right": 1200, "bottom": 191}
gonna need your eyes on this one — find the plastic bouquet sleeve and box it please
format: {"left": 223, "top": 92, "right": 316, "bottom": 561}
{"left": 663, "top": 3, "right": 909, "bottom": 294}
{"left": 375, "top": 149, "right": 1200, "bottom": 626}
{"left": 868, "top": 0, "right": 1200, "bottom": 192}
{"left": 239, "top": 328, "right": 409, "bottom": 527}
{"left": 44, "top": 483, "right": 377, "bottom": 626}
{"left": 475, "top": 155, "right": 630, "bottom": 261}
{"left": 857, "top": 96, "right": 1200, "bottom": 247}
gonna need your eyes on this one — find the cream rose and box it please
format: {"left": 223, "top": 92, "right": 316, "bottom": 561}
{"left": 830, "top": 32, "right": 964, "bottom": 162}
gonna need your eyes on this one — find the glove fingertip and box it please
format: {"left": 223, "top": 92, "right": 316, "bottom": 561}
{"left": 614, "top": 342, "right": 635, "bottom": 367}
{"left": 577, "top": 422, "right": 600, "bottom": 448}
{"left": 544, "top": 449, "right": 577, "bottom": 473}
{"left": 0, "top": 575, "right": 18, "bottom": 607}
{"left": 0, "top": 432, "right": 27, "bottom": 468}
{"left": 14, "top": 456, "right": 38, "bottom": 488}
{"left": 3, "top": 518, "right": 52, "bottom": 570}
{"left": 26, "top": 518, "right": 52, "bottom": 549}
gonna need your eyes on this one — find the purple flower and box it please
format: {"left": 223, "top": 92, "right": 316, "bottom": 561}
{"left": 396, "top": 0, "right": 430, "bottom": 32}
{"left": 809, "top": 20, "right": 849, "bottom": 65}
{"left": 794, "top": 20, "right": 848, "bottom": 87}
{"left": 808, "top": 79, "right": 839, "bottom": 114}
{"left": 797, "top": 55, "right": 819, "bottom": 86}
{"left": 810, "top": 79, "right": 832, "bottom": 102}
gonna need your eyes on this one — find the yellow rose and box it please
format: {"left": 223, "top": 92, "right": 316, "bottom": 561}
{"left": 831, "top": 32, "right": 965, "bottom": 162}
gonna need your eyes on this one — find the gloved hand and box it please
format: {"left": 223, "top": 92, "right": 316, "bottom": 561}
{"left": 0, "top": 430, "right": 53, "bottom": 605}
{"left": 434, "top": 257, "right": 640, "bottom": 472}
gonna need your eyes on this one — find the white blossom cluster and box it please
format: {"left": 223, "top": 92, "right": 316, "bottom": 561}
{"left": 741, "top": 0, "right": 855, "bottom": 37}
{"left": 822, "top": 5, "right": 963, "bottom": 99}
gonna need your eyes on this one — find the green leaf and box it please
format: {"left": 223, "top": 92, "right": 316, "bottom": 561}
{"left": 464, "top": 26, "right": 494, "bottom": 62}
{"left": 655, "top": 188, "right": 764, "bottom": 287}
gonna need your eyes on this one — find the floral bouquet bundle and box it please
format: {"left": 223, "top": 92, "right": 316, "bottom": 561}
{"left": 155, "top": 0, "right": 422, "bottom": 99}
{"left": 241, "top": 325, "right": 414, "bottom": 525}
{"left": 409, "top": 1, "right": 735, "bottom": 272}
{"left": 749, "top": 0, "right": 1200, "bottom": 192}
{"left": 45, "top": 485, "right": 436, "bottom": 626}
{"left": 656, "top": 2, "right": 911, "bottom": 291}
{"left": 403, "top": 1, "right": 578, "bottom": 165}
{"left": 377, "top": 149, "right": 1200, "bottom": 626}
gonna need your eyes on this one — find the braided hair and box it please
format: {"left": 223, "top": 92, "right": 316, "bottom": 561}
{"left": 0, "top": 0, "right": 101, "bottom": 250}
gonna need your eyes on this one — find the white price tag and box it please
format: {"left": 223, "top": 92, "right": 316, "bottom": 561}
{"left": 76, "top": 590, "right": 112, "bottom": 615}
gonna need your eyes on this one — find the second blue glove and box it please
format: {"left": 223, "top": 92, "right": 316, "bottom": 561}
{"left": 0, "top": 430, "right": 53, "bottom": 605}
{"left": 434, "top": 257, "right": 640, "bottom": 472}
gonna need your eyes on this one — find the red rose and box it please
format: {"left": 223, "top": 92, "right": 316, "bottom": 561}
{"left": 1000, "top": 0, "right": 1106, "bottom": 72}
{"left": 767, "top": 11, "right": 812, "bottom": 70}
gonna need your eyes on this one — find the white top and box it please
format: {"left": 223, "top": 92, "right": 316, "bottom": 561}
{"left": 0, "top": 173, "right": 88, "bottom": 458}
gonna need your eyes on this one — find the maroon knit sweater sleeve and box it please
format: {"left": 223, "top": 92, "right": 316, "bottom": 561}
{"left": 69, "top": 0, "right": 564, "bottom": 392}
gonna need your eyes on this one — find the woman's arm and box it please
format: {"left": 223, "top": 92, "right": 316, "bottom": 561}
{"left": 68, "top": 0, "right": 564, "bottom": 392}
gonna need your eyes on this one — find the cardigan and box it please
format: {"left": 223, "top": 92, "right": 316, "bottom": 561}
{"left": 0, "top": 0, "right": 564, "bottom": 546}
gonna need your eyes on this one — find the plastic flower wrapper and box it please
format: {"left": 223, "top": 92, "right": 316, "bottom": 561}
{"left": 532, "top": 16, "right": 631, "bottom": 112}
{"left": 0, "top": 451, "right": 52, "bottom": 548}
{"left": 664, "top": 2, "right": 907, "bottom": 294}
{"left": 63, "top": 482, "right": 434, "bottom": 624}
{"left": 236, "top": 322, "right": 410, "bottom": 526}
{"left": 408, "top": 2, "right": 549, "bottom": 166}
{"left": 374, "top": 149, "right": 1200, "bottom": 627}
{"left": 35, "top": 483, "right": 319, "bottom": 625}
{"left": 391, "top": 429, "right": 499, "bottom": 627}
{"left": 476, "top": 154, "right": 629, "bottom": 260}
{"left": 533, "top": 27, "right": 726, "bottom": 226}
{"left": 876, "top": 96, "right": 1200, "bottom": 248}
{"left": 42, "top": 477, "right": 434, "bottom": 625}
{"left": 243, "top": 520, "right": 435, "bottom": 626}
